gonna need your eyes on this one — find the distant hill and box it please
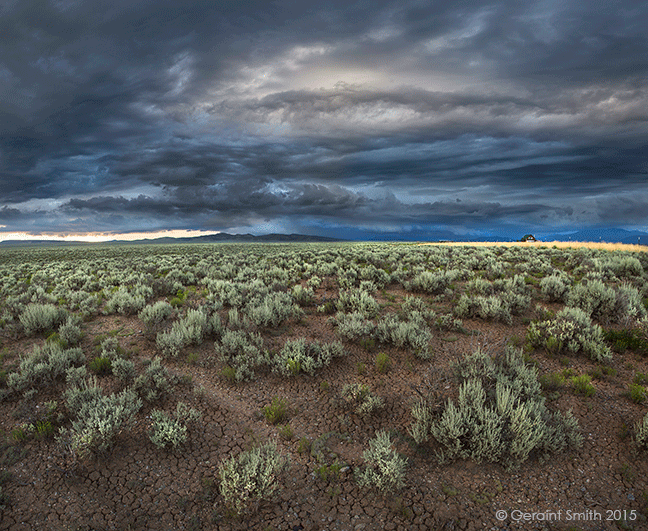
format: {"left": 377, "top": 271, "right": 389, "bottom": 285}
{"left": 542, "top": 228, "right": 648, "bottom": 244}
{"left": 107, "top": 233, "right": 343, "bottom": 244}
{"left": 0, "top": 232, "right": 343, "bottom": 246}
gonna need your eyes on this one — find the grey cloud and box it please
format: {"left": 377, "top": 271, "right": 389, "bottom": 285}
{"left": 1, "top": 0, "right": 646, "bottom": 238}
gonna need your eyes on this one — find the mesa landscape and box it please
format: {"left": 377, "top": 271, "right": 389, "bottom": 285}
{"left": 1, "top": 240, "right": 648, "bottom": 530}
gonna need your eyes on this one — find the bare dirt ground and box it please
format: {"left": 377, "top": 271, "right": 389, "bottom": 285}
{"left": 2, "top": 285, "right": 648, "bottom": 531}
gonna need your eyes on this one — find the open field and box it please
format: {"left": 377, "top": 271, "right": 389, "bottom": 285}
{"left": 1, "top": 242, "right": 648, "bottom": 530}
{"left": 421, "top": 241, "right": 648, "bottom": 253}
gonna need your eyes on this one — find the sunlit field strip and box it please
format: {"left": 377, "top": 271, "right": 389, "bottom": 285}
{"left": 419, "top": 240, "right": 648, "bottom": 253}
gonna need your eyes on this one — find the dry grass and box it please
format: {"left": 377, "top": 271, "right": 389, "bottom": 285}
{"left": 419, "top": 240, "right": 648, "bottom": 253}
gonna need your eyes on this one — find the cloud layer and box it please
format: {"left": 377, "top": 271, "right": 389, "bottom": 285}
{"left": 1, "top": 0, "right": 647, "bottom": 239}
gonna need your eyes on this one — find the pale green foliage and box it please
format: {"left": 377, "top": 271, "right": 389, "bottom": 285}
{"left": 333, "top": 311, "right": 376, "bottom": 341}
{"left": 8, "top": 342, "right": 84, "bottom": 391}
{"left": 216, "top": 329, "right": 265, "bottom": 382}
{"left": 341, "top": 383, "right": 384, "bottom": 416}
{"left": 336, "top": 288, "right": 380, "bottom": 318}
{"left": 375, "top": 312, "right": 433, "bottom": 359}
{"left": 246, "top": 292, "right": 301, "bottom": 327}
{"left": 112, "top": 357, "right": 136, "bottom": 384}
{"left": 292, "top": 284, "right": 314, "bottom": 306}
{"left": 306, "top": 275, "right": 322, "bottom": 290}
{"left": 453, "top": 294, "right": 513, "bottom": 324}
{"left": 466, "top": 278, "right": 495, "bottom": 296}
{"left": 356, "top": 430, "right": 406, "bottom": 493}
{"left": 409, "top": 269, "right": 466, "bottom": 294}
{"left": 635, "top": 412, "right": 648, "bottom": 450}
{"left": 156, "top": 308, "right": 209, "bottom": 357}
{"left": 218, "top": 443, "right": 288, "bottom": 515}
{"left": 614, "top": 282, "right": 647, "bottom": 323}
{"left": 19, "top": 303, "right": 67, "bottom": 335}
{"left": 149, "top": 410, "right": 186, "bottom": 449}
{"left": 133, "top": 357, "right": 172, "bottom": 401}
{"left": 608, "top": 255, "right": 644, "bottom": 279}
{"left": 567, "top": 280, "right": 616, "bottom": 322}
{"left": 271, "top": 338, "right": 345, "bottom": 376}
{"left": 61, "top": 378, "right": 142, "bottom": 459}
{"left": 67, "top": 290, "right": 100, "bottom": 316}
{"left": 540, "top": 274, "right": 570, "bottom": 303}
{"left": 226, "top": 307, "right": 248, "bottom": 329}
{"left": 99, "top": 337, "right": 120, "bottom": 359}
{"left": 527, "top": 306, "right": 612, "bottom": 362}
{"left": 401, "top": 296, "right": 435, "bottom": 320}
{"left": 58, "top": 315, "right": 83, "bottom": 346}
{"left": 410, "top": 348, "right": 582, "bottom": 470}
{"left": 65, "top": 365, "right": 88, "bottom": 388}
{"left": 148, "top": 402, "right": 201, "bottom": 450}
{"left": 139, "top": 301, "right": 173, "bottom": 328}
{"left": 103, "top": 286, "right": 146, "bottom": 315}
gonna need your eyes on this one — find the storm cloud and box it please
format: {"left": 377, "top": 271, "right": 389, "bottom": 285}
{"left": 1, "top": 0, "right": 647, "bottom": 239}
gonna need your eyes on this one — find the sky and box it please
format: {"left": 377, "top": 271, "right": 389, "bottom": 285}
{"left": 1, "top": 0, "right": 647, "bottom": 241}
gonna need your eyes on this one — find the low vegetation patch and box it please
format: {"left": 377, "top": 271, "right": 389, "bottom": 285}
{"left": 218, "top": 443, "right": 288, "bottom": 516}
{"left": 409, "top": 348, "right": 582, "bottom": 470}
{"left": 527, "top": 306, "right": 613, "bottom": 362}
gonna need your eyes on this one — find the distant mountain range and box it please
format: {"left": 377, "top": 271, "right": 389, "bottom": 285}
{"left": 540, "top": 228, "right": 648, "bottom": 245}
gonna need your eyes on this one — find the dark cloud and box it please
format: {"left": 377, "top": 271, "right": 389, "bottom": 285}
{"left": 1, "top": 0, "right": 646, "bottom": 238}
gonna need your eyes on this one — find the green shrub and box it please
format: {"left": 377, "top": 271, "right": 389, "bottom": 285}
{"left": 333, "top": 311, "right": 376, "bottom": 341}
{"left": 19, "top": 303, "right": 67, "bottom": 335}
{"left": 635, "top": 412, "right": 648, "bottom": 450}
{"left": 278, "top": 424, "right": 293, "bottom": 440}
{"left": 571, "top": 375, "right": 595, "bottom": 397}
{"left": 246, "top": 292, "right": 301, "bottom": 327}
{"left": 271, "top": 339, "right": 345, "bottom": 377}
{"left": 297, "top": 437, "right": 311, "bottom": 454}
{"left": 7, "top": 342, "right": 84, "bottom": 392}
{"left": 527, "top": 306, "right": 612, "bottom": 362}
{"left": 341, "top": 383, "right": 384, "bottom": 416}
{"left": 375, "top": 313, "right": 433, "bottom": 360}
{"left": 605, "top": 328, "right": 648, "bottom": 356}
{"left": 58, "top": 316, "right": 83, "bottom": 346}
{"left": 220, "top": 366, "right": 237, "bottom": 383}
{"left": 216, "top": 329, "right": 265, "bottom": 382}
{"left": 627, "top": 383, "right": 647, "bottom": 404}
{"left": 218, "top": 443, "right": 288, "bottom": 516}
{"left": 315, "top": 461, "right": 343, "bottom": 482}
{"left": 111, "top": 357, "right": 136, "bottom": 384}
{"left": 538, "top": 372, "right": 565, "bottom": 392}
{"left": 103, "top": 286, "right": 146, "bottom": 315}
{"left": 60, "top": 378, "right": 142, "bottom": 460}
{"left": 355, "top": 430, "right": 407, "bottom": 493}
{"left": 409, "top": 348, "right": 582, "bottom": 470}
{"left": 89, "top": 356, "right": 112, "bottom": 376}
{"left": 149, "top": 402, "right": 202, "bottom": 449}
{"left": 133, "top": 357, "right": 172, "bottom": 402}
{"left": 139, "top": 301, "right": 173, "bottom": 330}
{"left": 263, "top": 396, "right": 289, "bottom": 424}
